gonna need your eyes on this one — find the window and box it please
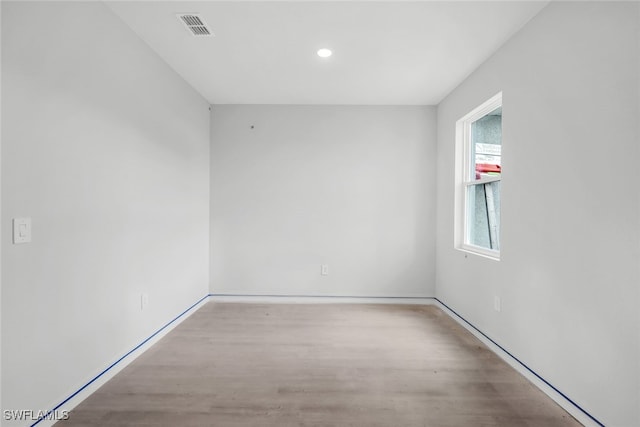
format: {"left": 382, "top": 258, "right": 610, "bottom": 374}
{"left": 455, "top": 93, "right": 502, "bottom": 259}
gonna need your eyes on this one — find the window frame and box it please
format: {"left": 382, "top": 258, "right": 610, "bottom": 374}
{"left": 454, "top": 92, "right": 503, "bottom": 260}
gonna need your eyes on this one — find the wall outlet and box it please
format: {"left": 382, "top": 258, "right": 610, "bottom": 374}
{"left": 141, "top": 293, "right": 149, "bottom": 311}
{"left": 494, "top": 296, "right": 501, "bottom": 312}
{"left": 321, "top": 264, "right": 329, "bottom": 276}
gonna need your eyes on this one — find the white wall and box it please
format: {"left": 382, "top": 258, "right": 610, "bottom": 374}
{"left": 1, "top": 2, "right": 210, "bottom": 423}
{"left": 435, "top": 2, "right": 639, "bottom": 426}
{"left": 211, "top": 105, "right": 436, "bottom": 297}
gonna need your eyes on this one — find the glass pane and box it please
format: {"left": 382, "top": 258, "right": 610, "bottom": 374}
{"left": 466, "top": 181, "right": 501, "bottom": 250}
{"left": 471, "top": 107, "right": 502, "bottom": 181}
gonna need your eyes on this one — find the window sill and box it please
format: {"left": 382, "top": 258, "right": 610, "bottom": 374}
{"left": 457, "top": 245, "right": 500, "bottom": 261}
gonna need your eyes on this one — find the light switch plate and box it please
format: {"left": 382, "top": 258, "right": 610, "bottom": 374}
{"left": 13, "top": 218, "right": 32, "bottom": 244}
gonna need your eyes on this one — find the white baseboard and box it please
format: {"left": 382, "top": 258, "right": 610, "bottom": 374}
{"left": 210, "top": 293, "right": 436, "bottom": 305}
{"left": 434, "top": 299, "right": 603, "bottom": 427}
{"left": 32, "top": 295, "right": 210, "bottom": 427}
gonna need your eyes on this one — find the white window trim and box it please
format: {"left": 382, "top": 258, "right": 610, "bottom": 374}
{"left": 454, "top": 92, "right": 502, "bottom": 261}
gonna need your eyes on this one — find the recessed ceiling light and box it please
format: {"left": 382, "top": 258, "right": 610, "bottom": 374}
{"left": 317, "top": 48, "right": 332, "bottom": 58}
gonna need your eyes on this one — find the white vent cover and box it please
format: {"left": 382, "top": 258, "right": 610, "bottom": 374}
{"left": 177, "top": 14, "right": 213, "bottom": 37}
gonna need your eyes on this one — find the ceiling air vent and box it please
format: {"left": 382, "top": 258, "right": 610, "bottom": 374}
{"left": 177, "top": 14, "right": 213, "bottom": 37}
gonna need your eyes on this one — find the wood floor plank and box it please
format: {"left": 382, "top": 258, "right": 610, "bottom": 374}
{"left": 56, "top": 303, "right": 582, "bottom": 426}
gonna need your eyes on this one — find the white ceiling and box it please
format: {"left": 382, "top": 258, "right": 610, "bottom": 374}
{"left": 106, "top": 1, "right": 548, "bottom": 105}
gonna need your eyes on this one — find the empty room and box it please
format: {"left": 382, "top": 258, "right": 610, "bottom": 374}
{"left": 1, "top": 1, "right": 638, "bottom": 426}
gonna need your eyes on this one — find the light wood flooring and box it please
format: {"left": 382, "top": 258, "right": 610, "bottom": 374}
{"left": 57, "top": 303, "right": 582, "bottom": 426}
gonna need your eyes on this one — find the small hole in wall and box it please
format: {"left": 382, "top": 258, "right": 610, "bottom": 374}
{"left": 250, "top": 125, "right": 255, "bottom": 129}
